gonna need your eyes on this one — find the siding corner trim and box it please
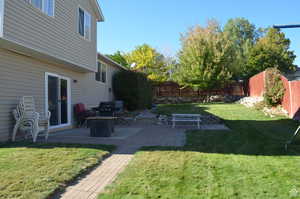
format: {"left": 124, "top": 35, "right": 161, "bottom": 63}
{"left": 0, "top": 0, "right": 4, "bottom": 37}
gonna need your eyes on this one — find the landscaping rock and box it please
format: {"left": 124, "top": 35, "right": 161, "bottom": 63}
{"left": 136, "top": 110, "right": 157, "bottom": 119}
{"left": 153, "top": 95, "right": 242, "bottom": 104}
{"left": 262, "top": 106, "right": 289, "bottom": 117}
{"left": 239, "top": 97, "right": 263, "bottom": 107}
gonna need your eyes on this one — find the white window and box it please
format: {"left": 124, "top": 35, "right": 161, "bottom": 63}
{"left": 44, "top": 0, "right": 54, "bottom": 16}
{"left": 78, "top": 8, "right": 91, "bottom": 40}
{"left": 27, "top": 0, "right": 55, "bottom": 16}
{"left": 31, "top": 0, "right": 42, "bottom": 10}
{"left": 96, "top": 62, "right": 107, "bottom": 83}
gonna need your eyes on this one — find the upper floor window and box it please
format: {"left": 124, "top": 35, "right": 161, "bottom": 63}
{"left": 78, "top": 8, "right": 91, "bottom": 40}
{"left": 96, "top": 62, "right": 107, "bottom": 83}
{"left": 27, "top": 0, "right": 55, "bottom": 17}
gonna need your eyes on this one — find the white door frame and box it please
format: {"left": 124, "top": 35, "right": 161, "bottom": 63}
{"left": 45, "top": 72, "right": 72, "bottom": 129}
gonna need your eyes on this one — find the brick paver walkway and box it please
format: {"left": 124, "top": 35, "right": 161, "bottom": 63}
{"left": 50, "top": 125, "right": 185, "bottom": 199}
{"left": 58, "top": 153, "right": 133, "bottom": 199}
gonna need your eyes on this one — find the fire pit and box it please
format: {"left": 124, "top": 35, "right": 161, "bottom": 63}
{"left": 87, "top": 116, "right": 117, "bottom": 137}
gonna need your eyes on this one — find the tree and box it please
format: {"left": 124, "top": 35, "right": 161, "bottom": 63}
{"left": 223, "top": 18, "right": 258, "bottom": 79}
{"left": 247, "top": 28, "right": 296, "bottom": 78}
{"left": 164, "top": 56, "right": 179, "bottom": 81}
{"left": 264, "top": 68, "right": 285, "bottom": 106}
{"left": 106, "top": 51, "right": 129, "bottom": 68}
{"left": 125, "top": 44, "right": 169, "bottom": 82}
{"left": 224, "top": 18, "right": 258, "bottom": 46}
{"left": 174, "top": 20, "right": 234, "bottom": 90}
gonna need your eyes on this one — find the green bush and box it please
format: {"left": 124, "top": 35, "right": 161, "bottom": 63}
{"left": 263, "top": 68, "right": 285, "bottom": 106}
{"left": 253, "top": 101, "right": 266, "bottom": 111}
{"left": 113, "top": 70, "right": 153, "bottom": 111}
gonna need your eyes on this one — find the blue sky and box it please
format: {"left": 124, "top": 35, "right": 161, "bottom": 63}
{"left": 97, "top": 0, "right": 300, "bottom": 65}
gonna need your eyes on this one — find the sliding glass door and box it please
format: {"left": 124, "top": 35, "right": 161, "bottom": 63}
{"left": 46, "top": 73, "right": 71, "bottom": 128}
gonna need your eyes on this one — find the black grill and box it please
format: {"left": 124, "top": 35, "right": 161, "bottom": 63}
{"left": 98, "top": 102, "right": 115, "bottom": 116}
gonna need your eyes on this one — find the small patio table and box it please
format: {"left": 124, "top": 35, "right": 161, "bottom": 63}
{"left": 86, "top": 116, "right": 117, "bottom": 137}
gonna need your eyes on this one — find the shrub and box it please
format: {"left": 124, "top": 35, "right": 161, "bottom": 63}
{"left": 253, "top": 101, "right": 266, "bottom": 111}
{"left": 263, "top": 68, "right": 285, "bottom": 106}
{"left": 113, "top": 70, "right": 153, "bottom": 111}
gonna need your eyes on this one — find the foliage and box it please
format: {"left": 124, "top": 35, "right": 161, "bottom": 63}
{"left": 113, "top": 70, "right": 153, "bottom": 110}
{"left": 224, "top": 17, "right": 258, "bottom": 46}
{"left": 174, "top": 20, "right": 234, "bottom": 90}
{"left": 125, "top": 44, "right": 169, "bottom": 82}
{"left": 106, "top": 51, "right": 129, "bottom": 68}
{"left": 223, "top": 18, "right": 259, "bottom": 80}
{"left": 165, "top": 56, "right": 180, "bottom": 81}
{"left": 125, "top": 44, "right": 159, "bottom": 71}
{"left": 0, "top": 143, "right": 113, "bottom": 199}
{"left": 253, "top": 101, "right": 266, "bottom": 111}
{"left": 100, "top": 104, "right": 299, "bottom": 199}
{"left": 247, "top": 28, "right": 296, "bottom": 78}
{"left": 263, "top": 67, "right": 285, "bottom": 106}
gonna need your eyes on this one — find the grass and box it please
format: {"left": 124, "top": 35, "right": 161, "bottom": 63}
{"left": 0, "top": 142, "right": 114, "bottom": 199}
{"left": 99, "top": 103, "right": 300, "bottom": 199}
{"left": 154, "top": 103, "right": 208, "bottom": 116}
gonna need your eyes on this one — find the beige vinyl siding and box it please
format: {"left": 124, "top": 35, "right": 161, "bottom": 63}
{"left": 0, "top": 49, "right": 119, "bottom": 141}
{"left": 81, "top": 63, "right": 120, "bottom": 107}
{"left": 2, "top": 0, "right": 97, "bottom": 71}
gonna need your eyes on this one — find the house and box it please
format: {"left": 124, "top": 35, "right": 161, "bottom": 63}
{"left": 0, "top": 0, "right": 125, "bottom": 141}
{"left": 248, "top": 70, "right": 300, "bottom": 119}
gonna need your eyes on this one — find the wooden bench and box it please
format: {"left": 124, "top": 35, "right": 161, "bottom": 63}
{"left": 172, "top": 114, "right": 201, "bottom": 129}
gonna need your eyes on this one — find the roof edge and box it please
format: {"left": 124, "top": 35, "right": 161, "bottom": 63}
{"left": 91, "top": 0, "right": 104, "bottom": 22}
{"left": 98, "top": 53, "right": 128, "bottom": 70}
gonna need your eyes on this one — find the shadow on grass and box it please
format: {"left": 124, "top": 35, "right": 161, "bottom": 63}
{"left": 140, "top": 118, "right": 300, "bottom": 156}
{"left": 154, "top": 103, "right": 210, "bottom": 116}
{"left": 150, "top": 103, "right": 300, "bottom": 156}
{"left": 0, "top": 142, "right": 116, "bottom": 152}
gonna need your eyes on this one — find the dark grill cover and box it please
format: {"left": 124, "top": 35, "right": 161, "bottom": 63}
{"left": 98, "top": 102, "right": 115, "bottom": 116}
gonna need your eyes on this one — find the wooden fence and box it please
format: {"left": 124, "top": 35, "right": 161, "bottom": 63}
{"left": 248, "top": 70, "right": 300, "bottom": 119}
{"left": 154, "top": 82, "right": 244, "bottom": 98}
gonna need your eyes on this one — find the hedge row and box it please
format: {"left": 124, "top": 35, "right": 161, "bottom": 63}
{"left": 113, "top": 70, "right": 153, "bottom": 111}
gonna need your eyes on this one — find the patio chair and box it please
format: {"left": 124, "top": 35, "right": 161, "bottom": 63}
{"left": 113, "top": 101, "right": 133, "bottom": 125}
{"left": 74, "top": 103, "right": 96, "bottom": 127}
{"left": 12, "top": 96, "right": 51, "bottom": 142}
{"left": 96, "top": 101, "right": 132, "bottom": 125}
{"left": 115, "top": 101, "right": 124, "bottom": 114}
{"left": 12, "top": 103, "right": 34, "bottom": 142}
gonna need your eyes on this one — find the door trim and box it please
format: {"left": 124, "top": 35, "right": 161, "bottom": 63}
{"left": 45, "top": 72, "right": 72, "bottom": 129}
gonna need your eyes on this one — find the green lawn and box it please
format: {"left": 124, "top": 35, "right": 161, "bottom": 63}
{"left": 0, "top": 143, "right": 114, "bottom": 199}
{"left": 100, "top": 103, "right": 300, "bottom": 199}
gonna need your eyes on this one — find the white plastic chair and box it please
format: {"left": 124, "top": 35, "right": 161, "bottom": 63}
{"left": 12, "top": 96, "right": 51, "bottom": 142}
{"left": 12, "top": 102, "right": 35, "bottom": 141}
